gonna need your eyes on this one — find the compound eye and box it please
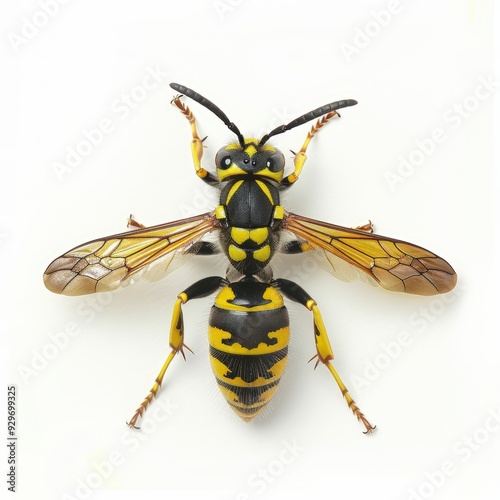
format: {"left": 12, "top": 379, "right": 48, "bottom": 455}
{"left": 219, "top": 155, "right": 232, "bottom": 170}
{"left": 266, "top": 157, "right": 282, "bottom": 172}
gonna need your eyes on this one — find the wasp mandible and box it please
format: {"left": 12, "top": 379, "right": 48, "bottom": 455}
{"left": 44, "top": 83, "right": 457, "bottom": 433}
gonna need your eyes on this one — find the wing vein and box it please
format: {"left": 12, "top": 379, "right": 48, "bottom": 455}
{"left": 283, "top": 211, "right": 457, "bottom": 296}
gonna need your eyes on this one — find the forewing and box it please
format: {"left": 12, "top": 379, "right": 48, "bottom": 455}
{"left": 282, "top": 212, "right": 457, "bottom": 296}
{"left": 44, "top": 212, "right": 219, "bottom": 296}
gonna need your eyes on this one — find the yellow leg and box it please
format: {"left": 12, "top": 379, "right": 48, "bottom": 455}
{"left": 276, "top": 278, "right": 375, "bottom": 434}
{"left": 283, "top": 111, "right": 340, "bottom": 186}
{"left": 126, "top": 293, "right": 192, "bottom": 429}
{"left": 171, "top": 95, "right": 217, "bottom": 184}
{"left": 324, "top": 362, "right": 375, "bottom": 434}
{"left": 126, "top": 350, "right": 177, "bottom": 429}
{"left": 306, "top": 300, "right": 376, "bottom": 434}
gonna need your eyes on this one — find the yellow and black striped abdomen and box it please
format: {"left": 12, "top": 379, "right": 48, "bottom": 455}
{"left": 208, "top": 280, "right": 290, "bottom": 421}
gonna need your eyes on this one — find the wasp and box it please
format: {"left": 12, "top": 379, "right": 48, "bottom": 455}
{"left": 44, "top": 83, "right": 457, "bottom": 433}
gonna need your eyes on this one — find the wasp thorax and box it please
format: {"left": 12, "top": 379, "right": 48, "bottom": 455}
{"left": 215, "top": 138, "right": 285, "bottom": 182}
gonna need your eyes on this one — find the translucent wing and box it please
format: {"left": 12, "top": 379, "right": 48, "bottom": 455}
{"left": 282, "top": 212, "right": 457, "bottom": 296}
{"left": 44, "top": 212, "right": 219, "bottom": 296}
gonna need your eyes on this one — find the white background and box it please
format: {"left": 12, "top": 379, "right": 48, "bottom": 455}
{"left": 2, "top": 1, "right": 498, "bottom": 499}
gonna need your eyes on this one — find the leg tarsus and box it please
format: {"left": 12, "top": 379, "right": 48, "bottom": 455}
{"left": 179, "top": 342, "right": 194, "bottom": 361}
{"left": 171, "top": 94, "right": 219, "bottom": 185}
{"left": 354, "top": 220, "right": 374, "bottom": 233}
{"left": 307, "top": 353, "right": 321, "bottom": 369}
{"left": 127, "top": 214, "right": 146, "bottom": 229}
{"left": 126, "top": 349, "right": 177, "bottom": 429}
{"left": 324, "top": 361, "right": 376, "bottom": 434}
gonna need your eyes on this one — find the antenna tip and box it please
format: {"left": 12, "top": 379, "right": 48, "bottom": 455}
{"left": 170, "top": 82, "right": 183, "bottom": 92}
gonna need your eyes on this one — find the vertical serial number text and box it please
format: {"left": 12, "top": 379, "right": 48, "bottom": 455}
{"left": 7, "top": 386, "right": 17, "bottom": 493}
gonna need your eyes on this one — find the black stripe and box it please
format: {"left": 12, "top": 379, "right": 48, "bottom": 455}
{"left": 228, "top": 401, "right": 267, "bottom": 415}
{"left": 222, "top": 180, "right": 278, "bottom": 228}
{"left": 210, "top": 307, "right": 289, "bottom": 350}
{"left": 225, "top": 281, "right": 272, "bottom": 307}
{"left": 216, "top": 378, "right": 280, "bottom": 406}
{"left": 210, "top": 346, "right": 288, "bottom": 383}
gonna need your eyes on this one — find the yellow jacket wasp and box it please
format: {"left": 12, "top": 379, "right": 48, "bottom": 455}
{"left": 44, "top": 83, "right": 457, "bottom": 433}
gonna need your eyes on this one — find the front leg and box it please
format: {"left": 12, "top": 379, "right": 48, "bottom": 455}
{"left": 171, "top": 95, "right": 219, "bottom": 186}
{"left": 280, "top": 111, "right": 340, "bottom": 189}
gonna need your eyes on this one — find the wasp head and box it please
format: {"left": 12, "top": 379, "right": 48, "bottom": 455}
{"left": 215, "top": 139, "right": 285, "bottom": 183}
{"left": 169, "top": 83, "right": 357, "bottom": 185}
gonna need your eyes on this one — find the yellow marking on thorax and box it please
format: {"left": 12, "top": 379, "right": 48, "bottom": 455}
{"left": 231, "top": 227, "right": 250, "bottom": 245}
{"left": 255, "top": 179, "right": 274, "bottom": 205}
{"left": 228, "top": 244, "right": 247, "bottom": 262}
{"left": 250, "top": 227, "right": 269, "bottom": 244}
{"left": 215, "top": 205, "right": 227, "bottom": 220}
{"left": 231, "top": 227, "right": 269, "bottom": 246}
{"left": 253, "top": 245, "right": 271, "bottom": 262}
{"left": 226, "top": 180, "right": 244, "bottom": 205}
{"left": 272, "top": 205, "right": 284, "bottom": 220}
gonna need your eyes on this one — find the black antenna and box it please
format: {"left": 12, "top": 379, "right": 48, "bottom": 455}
{"left": 259, "top": 99, "right": 358, "bottom": 146}
{"left": 170, "top": 83, "right": 245, "bottom": 147}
